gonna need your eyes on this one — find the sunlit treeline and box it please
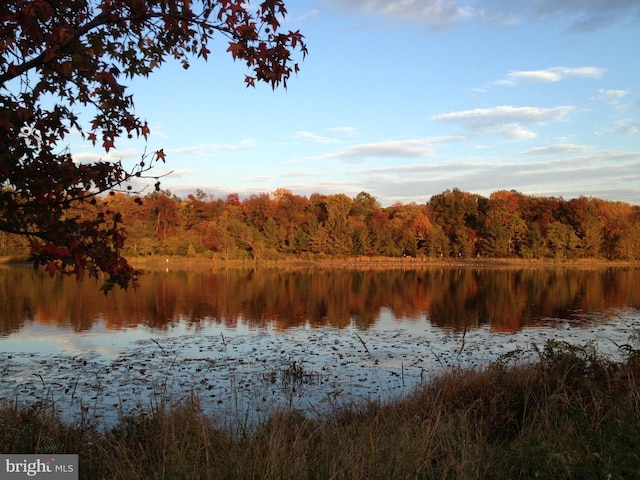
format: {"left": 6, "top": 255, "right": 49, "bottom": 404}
{"left": 1, "top": 187, "right": 639, "bottom": 260}
{"left": 1, "top": 266, "right": 638, "bottom": 335}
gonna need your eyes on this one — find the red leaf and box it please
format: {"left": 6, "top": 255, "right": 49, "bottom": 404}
{"left": 141, "top": 122, "right": 150, "bottom": 139}
{"left": 45, "top": 262, "right": 60, "bottom": 277}
{"left": 227, "top": 42, "right": 244, "bottom": 60}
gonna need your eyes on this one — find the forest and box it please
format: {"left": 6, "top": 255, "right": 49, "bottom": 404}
{"left": 1, "top": 187, "right": 639, "bottom": 261}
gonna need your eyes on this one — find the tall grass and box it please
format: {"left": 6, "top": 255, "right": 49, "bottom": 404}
{"left": 2, "top": 340, "right": 639, "bottom": 479}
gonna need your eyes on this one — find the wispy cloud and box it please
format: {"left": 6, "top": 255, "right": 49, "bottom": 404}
{"left": 321, "top": 137, "right": 464, "bottom": 162}
{"left": 613, "top": 119, "right": 639, "bottom": 135}
{"left": 596, "top": 119, "right": 640, "bottom": 136}
{"left": 594, "top": 89, "right": 632, "bottom": 111}
{"left": 522, "top": 143, "right": 590, "bottom": 155}
{"left": 595, "top": 89, "right": 629, "bottom": 103}
{"left": 432, "top": 105, "right": 574, "bottom": 139}
{"left": 327, "top": 126, "right": 359, "bottom": 136}
{"left": 330, "top": 140, "right": 435, "bottom": 161}
{"left": 496, "top": 0, "right": 640, "bottom": 31}
{"left": 297, "top": 9, "right": 320, "bottom": 22}
{"left": 326, "top": 0, "right": 476, "bottom": 30}
{"left": 496, "top": 66, "right": 605, "bottom": 86}
{"left": 325, "top": 0, "right": 640, "bottom": 31}
{"left": 160, "top": 148, "right": 640, "bottom": 206}
{"left": 72, "top": 149, "right": 141, "bottom": 164}
{"left": 294, "top": 131, "right": 339, "bottom": 144}
{"left": 170, "top": 139, "right": 256, "bottom": 157}
{"left": 347, "top": 149, "right": 640, "bottom": 204}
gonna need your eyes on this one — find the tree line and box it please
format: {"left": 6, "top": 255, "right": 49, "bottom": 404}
{"left": 2, "top": 187, "right": 639, "bottom": 261}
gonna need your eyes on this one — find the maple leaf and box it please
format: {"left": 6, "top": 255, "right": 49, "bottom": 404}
{"left": 227, "top": 42, "right": 245, "bottom": 60}
{"left": 141, "top": 121, "right": 150, "bottom": 139}
{"left": 199, "top": 44, "right": 211, "bottom": 59}
{"left": 45, "top": 261, "right": 60, "bottom": 277}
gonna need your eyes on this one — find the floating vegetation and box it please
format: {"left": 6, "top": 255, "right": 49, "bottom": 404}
{"left": 2, "top": 338, "right": 640, "bottom": 480}
{"left": 1, "top": 309, "right": 639, "bottom": 429}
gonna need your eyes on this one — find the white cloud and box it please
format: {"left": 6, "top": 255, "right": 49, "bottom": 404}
{"left": 522, "top": 143, "right": 590, "bottom": 155}
{"left": 596, "top": 89, "right": 629, "bottom": 102}
{"left": 159, "top": 148, "right": 640, "bottom": 206}
{"left": 326, "top": 0, "right": 476, "bottom": 29}
{"left": 170, "top": 139, "right": 255, "bottom": 156}
{"left": 326, "top": 138, "right": 438, "bottom": 161}
{"left": 613, "top": 120, "right": 639, "bottom": 135}
{"left": 72, "top": 149, "right": 141, "bottom": 164}
{"left": 346, "top": 149, "right": 640, "bottom": 204}
{"left": 511, "top": 0, "right": 640, "bottom": 31}
{"left": 326, "top": 0, "right": 640, "bottom": 31}
{"left": 498, "top": 66, "right": 605, "bottom": 86}
{"left": 432, "top": 105, "right": 574, "bottom": 138}
{"left": 327, "top": 126, "right": 359, "bottom": 136}
{"left": 596, "top": 119, "right": 640, "bottom": 136}
{"left": 499, "top": 125, "right": 537, "bottom": 139}
{"left": 481, "top": 0, "right": 640, "bottom": 31}
{"left": 594, "top": 89, "right": 630, "bottom": 108}
{"left": 294, "top": 131, "right": 339, "bottom": 144}
{"left": 297, "top": 9, "right": 320, "bottom": 22}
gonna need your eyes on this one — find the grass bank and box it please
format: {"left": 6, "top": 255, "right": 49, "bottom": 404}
{"left": 130, "top": 254, "right": 636, "bottom": 271}
{"left": 1, "top": 340, "right": 639, "bottom": 479}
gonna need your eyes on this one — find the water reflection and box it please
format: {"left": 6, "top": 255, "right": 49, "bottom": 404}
{"left": 1, "top": 265, "right": 638, "bottom": 336}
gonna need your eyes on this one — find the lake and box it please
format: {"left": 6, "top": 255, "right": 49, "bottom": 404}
{"left": 1, "top": 264, "right": 639, "bottom": 426}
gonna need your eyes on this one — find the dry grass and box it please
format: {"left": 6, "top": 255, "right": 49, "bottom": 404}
{"left": 2, "top": 340, "right": 639, "bottom": 479}
{"left": 129, "top": 254, "right": 636, "bottom": 271}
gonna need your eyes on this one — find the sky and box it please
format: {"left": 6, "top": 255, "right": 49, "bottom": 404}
{"left": 72, "top": 0, "right": 640, "bottom": 207}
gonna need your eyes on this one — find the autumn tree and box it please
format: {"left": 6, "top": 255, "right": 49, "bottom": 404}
{"left": 307, "top": 193, "right": 328, "bottom": 254}
{"left": 412, "top": 212, "right": 432, "bottom": 253}
{"left": 564, "top": 197, "right": 604, "bottom": 258}
{"left": 481, "top": 190, "right": 527, "bottom": 257}
{"left": 271, "top": 188, "right": 309, "bottom": 253}
{"left": 546, "top": 222, "right": 580, "bottom": 259}
{"left": 242, "top": 193, "right": 274, "bottom": 233}
{"left": 386, "top": 202, "right": 426, "bottom": 257}
{"left": 102, "top": 192, "right": 149, "bottom": 255}
{"left": 324, "top": 194, "right": 354, "bottom": 255}
{"left": 428, "top": 188, "right": 481, "bottom": 257}
{"left": 0, "top": 0, "right": 306, "bottom": 290}
{"left": 350, "top": 192, "right": 379, "bottom": 256}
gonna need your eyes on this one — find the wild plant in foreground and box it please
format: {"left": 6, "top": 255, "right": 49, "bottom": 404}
{"left": 1, "top": 339, "right": 639, "bottom": 479}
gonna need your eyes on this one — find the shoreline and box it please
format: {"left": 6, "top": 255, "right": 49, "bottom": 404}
{"left": 128, "top": 255, "right": 637, "bottom": 270}
{"left": 2, "top": 254, "right": 635, "bottom": 270}
{"left": 130, "top": 255, "right": 640, "bottom": 267}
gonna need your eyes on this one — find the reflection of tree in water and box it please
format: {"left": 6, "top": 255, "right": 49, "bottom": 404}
{"left": 1, "top": 266, "right": 638, "bottom": 335}
{"left": 426, "top": 268, "right": 483, "bottom": 331}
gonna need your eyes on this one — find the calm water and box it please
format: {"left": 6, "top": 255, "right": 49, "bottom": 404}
{"left": 1, "top": 265, "right": 639, "bottom": 424}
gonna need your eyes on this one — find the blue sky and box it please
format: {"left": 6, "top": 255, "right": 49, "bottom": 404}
{"left": 73, "top": 0, "right": 640, "bottom": 206}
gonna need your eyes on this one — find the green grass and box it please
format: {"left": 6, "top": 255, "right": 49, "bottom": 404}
{"left": 2, "top": 340, "right": 639, "bottom": 479}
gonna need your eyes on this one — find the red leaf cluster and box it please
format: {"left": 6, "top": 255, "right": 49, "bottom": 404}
{"left": 0, "top": 0, "right": 305, "bottom": 291}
